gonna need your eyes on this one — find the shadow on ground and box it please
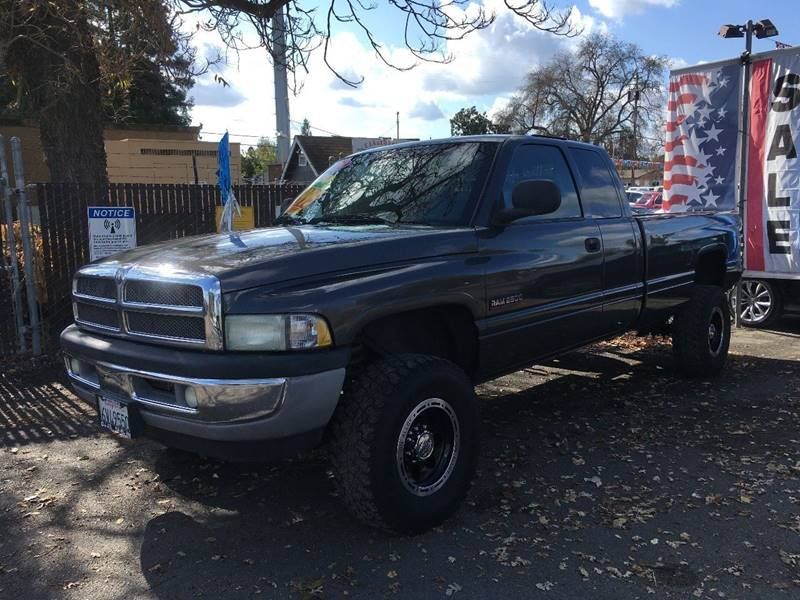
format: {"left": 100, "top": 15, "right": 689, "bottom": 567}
{"left": 0, "top": 365, "right": 98, "bottom": 447}
{"left": 132, "top": 335, "right": 800, "bottom": 599}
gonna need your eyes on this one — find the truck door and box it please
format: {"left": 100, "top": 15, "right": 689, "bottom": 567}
{"left": 568, "top": 147, "right": 644, "bottom": 332}
{"left": 478, "top": 143, "right": 605, "bottom": 377}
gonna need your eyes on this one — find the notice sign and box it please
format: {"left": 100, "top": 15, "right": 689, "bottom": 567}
{"left": 88, "top": 206, "right": 137, "bottom": 262}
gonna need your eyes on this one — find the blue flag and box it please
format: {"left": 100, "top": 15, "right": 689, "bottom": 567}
{"left": 217, "top": 132, "right": 239, "bottom": 232}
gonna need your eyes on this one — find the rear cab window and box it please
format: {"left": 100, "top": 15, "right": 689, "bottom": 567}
{"left": 569, "top": 148, "right": 623, "bottom": 218}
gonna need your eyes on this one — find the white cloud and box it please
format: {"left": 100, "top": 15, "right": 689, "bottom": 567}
{"left": 409, "top": 100, "right": 445, "bottom": 121}
{"left": 190, "top": 81, "right": 245, "bottom": 108}
{"left": 588, "top": 0, "right": 678, "bottom": 19}
{"left": 668, "top": 57, "right": 689, "bottom": 70}
{"left": 185, "top": 2, "right": 604, "bottom": 145}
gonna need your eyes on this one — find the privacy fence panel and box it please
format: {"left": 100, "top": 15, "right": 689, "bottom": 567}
{"left": 28, "top": 182, "right": 303, "bottom": 354}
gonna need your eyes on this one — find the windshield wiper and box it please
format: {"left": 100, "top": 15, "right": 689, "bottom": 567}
{"left": 308, "top": 214, "right": 394, "bottom": 225}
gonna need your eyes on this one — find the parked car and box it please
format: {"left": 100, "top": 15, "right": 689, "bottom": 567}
{"left": 62, "top": 136, "right": 740, "bottom": 533}
{"left": 633, "top": 191, "right": 664, "bottom": 212}
{"left": 730, "top": 278, "right": 800, "bottom": 327}
{"left": 626, "top": 190, "right": 644, "bottom": 204}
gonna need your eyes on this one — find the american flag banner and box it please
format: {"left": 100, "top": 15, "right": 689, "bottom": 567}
{"left": 745, "top": 48, "right": 800, "bottom": 275}
{"left": 663, "top": 62, "right": 742, "bottom": 212}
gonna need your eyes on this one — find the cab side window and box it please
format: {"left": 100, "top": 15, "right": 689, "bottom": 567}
{"left": 569, "top": 148, "right": 623, "bottom": 218}
{"left": 503, "top": 144, "right": 581, "bottom": 220}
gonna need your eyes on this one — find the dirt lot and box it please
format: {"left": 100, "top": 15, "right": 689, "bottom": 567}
{"left": 1, "top": 322, "right": 800, "bottom": 600}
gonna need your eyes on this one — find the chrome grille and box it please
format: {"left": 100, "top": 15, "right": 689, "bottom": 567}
{"left": 125, "top": 280, "right": 204, "bottom": 307}
{"left": 72, "top": 265, "right": 222, "bottom": 349}
{"left": 76, "top": 303, "right": 121, "bottom": 330}
{"left": 126, "top": 312, "right": 206, "bottom": 340}
{"left": 76, "top": 276, "right": 116, "bottom": 299}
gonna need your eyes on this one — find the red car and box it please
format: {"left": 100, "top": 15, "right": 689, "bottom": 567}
{"left": 633, "top": 191, "right": 663, "bottom": 211}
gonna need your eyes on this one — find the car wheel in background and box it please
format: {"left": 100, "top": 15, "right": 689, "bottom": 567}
{"left": 729, "top": 279, "right": 782, "bottom": 328}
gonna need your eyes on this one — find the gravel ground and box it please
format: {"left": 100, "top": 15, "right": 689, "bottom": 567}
{"left": 1, "top": 322, "right": 799, "bottom": 600}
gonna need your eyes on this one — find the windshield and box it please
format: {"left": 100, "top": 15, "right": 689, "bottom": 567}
{"left": 281, "top": 141, "right": 497, "bottom": 226}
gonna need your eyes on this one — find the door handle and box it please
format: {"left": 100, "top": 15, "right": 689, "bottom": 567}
{"left": 585, "top": 237, "right": 601, "bottom": 253}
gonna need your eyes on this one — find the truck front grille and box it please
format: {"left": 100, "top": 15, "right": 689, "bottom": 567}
{"left": 126, "top": 311, "right": 206, "bottom": 341}
{"left": 125, "top": 280, "right": 205, "bottom": 307}
{"left": 72, "top": 267, "right": 221, "bottom": 349}
{"left": 75, "top": 276, "right": 116, "bottom": 300}
{"left": 76, "top": 303, "right": 121, "bottom": 330}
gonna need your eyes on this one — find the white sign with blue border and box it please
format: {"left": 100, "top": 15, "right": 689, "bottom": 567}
{"left": 88, "top": 206, "right": 137, "bottom": 262}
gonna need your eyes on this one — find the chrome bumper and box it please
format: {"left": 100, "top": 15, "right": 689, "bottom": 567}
{"left": 64, "top": 354, "right": 346, "bottom": 442}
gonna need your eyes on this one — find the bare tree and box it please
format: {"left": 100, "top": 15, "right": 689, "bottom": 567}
{"left": 176, "top": 0, "right": 580, "bottom": 88}
{"left": 496, "top": 33, "right": 667, "bottom": 156}
{"left": 0, "top": 0, "right": 579, "bottom": 185}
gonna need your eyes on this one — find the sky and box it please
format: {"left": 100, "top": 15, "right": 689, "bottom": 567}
{"left": 185, "top": 0, "right": 798, "bottom": 148}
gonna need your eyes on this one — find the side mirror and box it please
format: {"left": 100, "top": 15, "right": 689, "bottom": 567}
{"left": 494, "top": 179, "right": 561, "bottom": 225}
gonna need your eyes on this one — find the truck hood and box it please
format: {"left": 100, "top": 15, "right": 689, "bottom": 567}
{"left": 94, "top": 225, "right": 478, "bottom": 292}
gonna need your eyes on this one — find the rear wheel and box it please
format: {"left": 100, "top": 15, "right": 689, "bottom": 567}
{"left": 673, "top": 285, "right": 731, "bottom": 377}
{"left": 730, "top": 279, "right": 782, "bottom": 327}
{"left": 329, "top": 354, "right": 479, "bottom": 533}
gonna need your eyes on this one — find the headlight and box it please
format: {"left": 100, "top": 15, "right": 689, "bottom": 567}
{"left": 224, "top": 314, "right": 333, "bottom": 351}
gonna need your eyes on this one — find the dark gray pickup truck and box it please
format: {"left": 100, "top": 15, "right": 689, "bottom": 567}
{"left": 62, "top": 135, "right": 740, "bottom": 532}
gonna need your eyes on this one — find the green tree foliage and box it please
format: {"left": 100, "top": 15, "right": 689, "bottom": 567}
{"left": 90, "top": 1, "right": 198, "bottom": 127}
{"left": 301, "top": 118, "right": 312, "bottom": 136}
{"left": 241, "top": 137, "right": 278, "bottom": 180}
{"left": 450, "top": 106, "right": 497, "bottom": 136}
{"left": 1, "top": 1, "right": 198, "bottom": 127}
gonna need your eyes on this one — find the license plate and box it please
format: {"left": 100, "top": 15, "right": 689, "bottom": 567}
{"left": 97, "top": 396, "right": 132, "bottom": 438}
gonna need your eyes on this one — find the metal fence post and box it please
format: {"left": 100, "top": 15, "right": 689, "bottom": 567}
{"left": 10, "top": 137, "right": 41, "bottom": 355}
{"left": 0, "top": 135, "right": 26, "bottom": 353}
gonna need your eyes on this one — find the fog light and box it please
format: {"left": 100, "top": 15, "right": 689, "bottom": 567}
{"left": 184, "top": 387, "right": 198, "bottom": 408}
{"left": 70, "top": 358, "right": 82, "bottom": 375}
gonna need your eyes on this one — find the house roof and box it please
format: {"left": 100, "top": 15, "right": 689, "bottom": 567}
{"left": 284, "top": 135, "right": 354, "bottom": 179}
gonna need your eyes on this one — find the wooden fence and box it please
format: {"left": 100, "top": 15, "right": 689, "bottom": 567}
{"left": 20, "top": 182, "right": 303, "bottom": 353}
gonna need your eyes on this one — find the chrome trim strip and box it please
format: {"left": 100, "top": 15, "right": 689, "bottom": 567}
{"left": 120, "top": 326, "right": 208, "bottom": 346}
{"left": 122, "top": 302, "right": 204, "bottom": 315}
{"left": 93, "top": 359, "right": 286, "bottom": 389}
{"left": 74, "top": 316, "right": 121, "bottom": 333}
{"left": 73, "top": 292, "right": 117, "bottom": 304}
{"left": 65, "top": 355, "right": 287, "bottom": 418}
{"left": 63, "top": 357, "right": 101, "bottom": 390}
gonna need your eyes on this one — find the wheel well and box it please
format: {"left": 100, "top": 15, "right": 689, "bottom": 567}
{"left": 694, "top": 250, "right": 726, "bottom": 287}
{"left": 354, "top": 305, "right": 479, "bottom": 378}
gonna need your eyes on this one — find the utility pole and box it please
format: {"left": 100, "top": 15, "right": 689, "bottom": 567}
{"left": 271, "top": 5, "right": 290, "bottom": 167}
{"left": 396, "top": 112, "right": 400, "bottom": 140}
{"left": 629, "top": 74, "right": 640, "bottom": 185}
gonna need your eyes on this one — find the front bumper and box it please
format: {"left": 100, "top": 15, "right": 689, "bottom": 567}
{"left": 61, "top": 325, "right": 348, "bottom": 458}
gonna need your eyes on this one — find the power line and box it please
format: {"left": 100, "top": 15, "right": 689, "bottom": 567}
{"left": 288, "top": 119, "right": 341, "bottom": 137}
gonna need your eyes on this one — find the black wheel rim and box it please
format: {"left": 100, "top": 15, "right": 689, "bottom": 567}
{"left": 738, "top": 281, "right": 773, "bottom": 324}
{"left": 396, "top": 398, "right": 460, "bottom": 497}
{"left": 708, "top": 306, "right": 725, "bottom": 357}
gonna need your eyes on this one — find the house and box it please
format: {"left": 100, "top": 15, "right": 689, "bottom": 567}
{"left": 280, "top": 135, "right": 417, "bottom": 184}
{"left": 0, "top": 120, "right": 240, "bottom": 185}
{"left": 105, "top": 138, "right": 240, "bottom": 184}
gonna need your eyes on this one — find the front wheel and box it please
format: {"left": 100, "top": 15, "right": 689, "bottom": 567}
{"left": 328, "top": 354, "right": 479, "bottom": 533}
{"left": 673, "top": 285, "right": 731, "bottom": 377}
